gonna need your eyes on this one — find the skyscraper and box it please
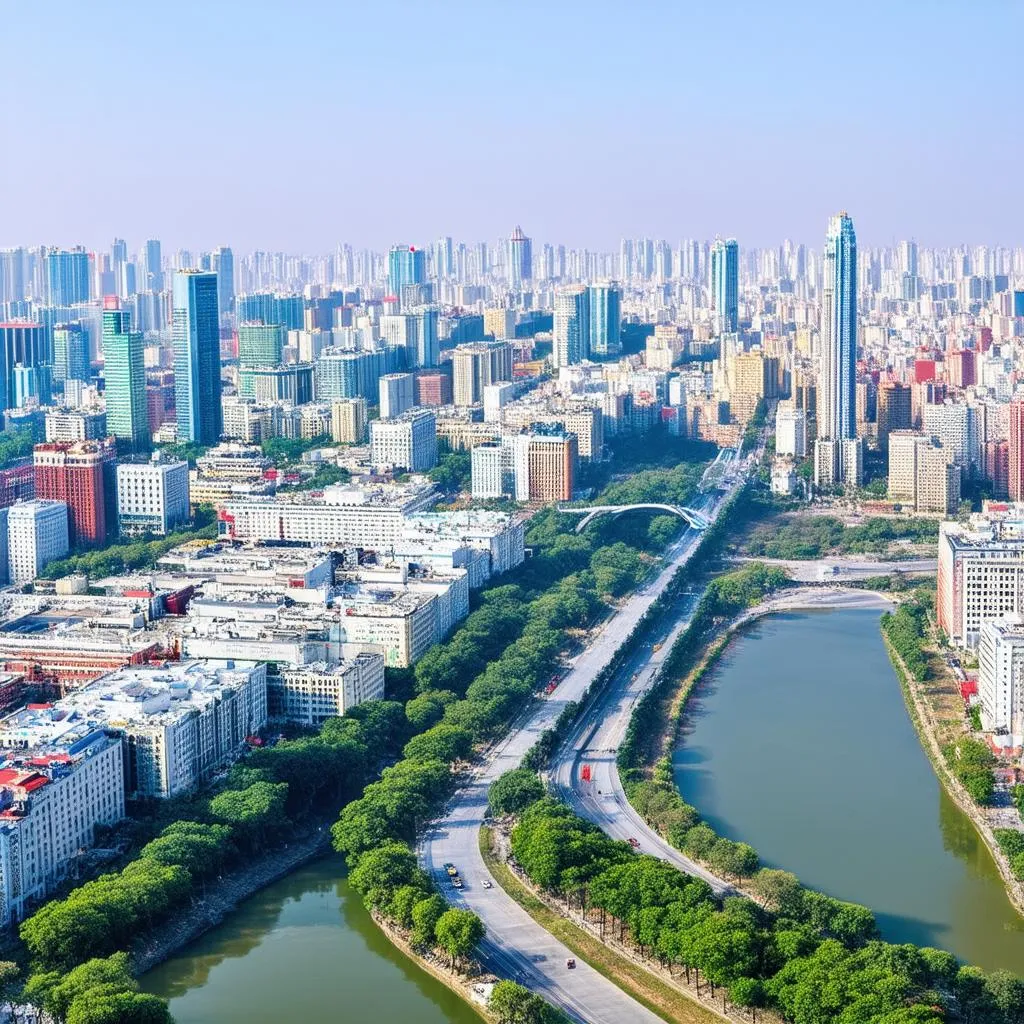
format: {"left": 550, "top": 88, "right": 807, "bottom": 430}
{"left": 1009, "top": 399, "right": 1024, "bottom": 502}
{"left": 213, "top": 246, "right": 235, "bottom": 314}
{"left": 814, "top": 212, "right": 862, "bottom": 487}
{"left": 0, "top": 322, "right": 49, "bottom": 412}
{"left": 553, "top": 287, "right": 589, "bottom": 368}
{"left": 587, "top": 284, "right": 622, "bottom": 358}
{"left": 387, "top": 246, "right": 427, "bottom": 299}
{"left": 173, "top": 270, "right": 222, "bottom": 445}
{"left": 144, "top": 239, "right": 164, "bottom": 292}
{"left": 52, "top": 323, "right": 89, "bottom": 386}
{"left": 102, "top": 303, "right": 149, "bottom": 451}
{"left": 710, "top": 237, "right": 739, "bottom": 333}
{"left": 45, "top": 248, "right": 90, "bottom": 307}
{"left": 509, "top": 226, "right": 532, "bottom": 288}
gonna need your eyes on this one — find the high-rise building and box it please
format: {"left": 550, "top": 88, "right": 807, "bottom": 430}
{"left": 414, "top": 370, "right": 452, "bottom": 407}
{"left": 116, "top": 452, "right": 190, "bottom": 537}
{"left": 876, "top": 381, "right": 912, "bottom": 452}
{"left": 1010, "top": 400, "right": 1024, "bottom": 502}
{"left": 102, "top": 305, "right": 149, "bottom": 451}
{"left": 379, "top": 373, "right": 416, "bottom": 419}
{"left": 144, "top": 239, "right": 164, "bottom": 292}
{"left": 509, "top": 226, "right": 532, "bottom": 289}
{"left": 213, "top": 246, "right": 235, "bottom": 314}
{"left": 587, "top": 284, "right": 622, "bottom": 358}
{"left": 978, "top": 617, "right": 1024, "bottom": 733}
{"left": 710, "top": 237, "right": 739, "bottom": 333}
{"left": 45, "top": 248, "right": 90, "bottom": 307}
{"left": 52, "top": 323, "right": 89, "bottom": 386}
{"left": 331, "top": 398, "right": 367, "bottom": 444}
{"left": 984, "top": 440, "right": 1010, "bottom": 499}
{"left": 387, "top": 246, "right": 427, "bottom": 301}
{"left": 239, "top": 364, "right": 314, "bottom": 406}
{"left": 552, "top": 287, "right": 589, "bottom": 368}
{"left": 452, "top": 342, "right": 513, "bottom": 406}
{"left": 887, "top": 432, "right": 960, "bottom": 514}
{"left": 525, "top": 429, "right": 577, "bottom": 501}
{"left": 315, "top": 349, "right": 385, "bottom": 402}
{"left": 173, "top": 270, "right": 223, "bottom": 445}
{"left": 33, "top": 437, "right": 117, "bottom": 547}
{"left": 237, "top": 323, "right": 284, "bottom": 368}
{"left": 775, "top": 403, "right": 807, "bottom": 458}
{"left": 484, "top": 308, "right": 516, "bottom": 341}
{"left": 814, "top": 213, "right": 861, "bottom": 487}
{"left": 0, "top": 322, "right": 49, "bottom": 413}
{"left": 369, "top": 410, "right": 438, "bottom": 472}
{"left": 7, "top": 499, "right": 69, "bottom": 584}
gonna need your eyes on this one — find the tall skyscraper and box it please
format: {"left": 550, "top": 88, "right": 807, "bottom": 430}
{"left": 45, "top": 248, "right": 90, "bottom": 307}
{"left": 213, "top": 246, "right": 235, "bottom": 314}
{"left": 102, "top": 303, "right": 149, "bottom": 451}
{"left": 52, "top": 323, "right": 89, "bottom": 386}
{"left": 387, "top": 246, "right": 427, "bottom": 299}
{"left": 1009, "top": 399, "right": 1024, "bottom": 502}
{"left": 710, "top": 237, "right": 739, "bottom": 333}
{"left": 144, "top": 239, "right": 164, "bottom": 292}
{"left": 814, "top": 212, "right": 862, "bottom": 487}
{"left": 553, "top": 287, "right": 589, "bottom": 368}
{"left": 587, "top": 284, "right": 622, "bottom": 358}
{"left": 0, "top": 322, "right": 49, "bottom": 413}
{"left": 173, "top": 270, "right": 222, "bottom": 445}
{"left": 509, "top": 226, "right": 532, "bottom": 288}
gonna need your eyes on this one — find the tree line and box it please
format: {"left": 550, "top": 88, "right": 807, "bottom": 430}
{"left": 505, "top": 783, "right": 1024, "bottom": 1024}
{"left": 746, "top": 515, "right": 939, "bottom": 561}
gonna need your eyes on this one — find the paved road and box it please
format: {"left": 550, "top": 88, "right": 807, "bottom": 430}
{"left": 420, "top": 461, "right": 745, "bottom": 1023}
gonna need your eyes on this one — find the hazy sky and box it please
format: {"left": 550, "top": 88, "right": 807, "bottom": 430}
{"left": 2, "top": 0, "right": 1021, "bottom": 253}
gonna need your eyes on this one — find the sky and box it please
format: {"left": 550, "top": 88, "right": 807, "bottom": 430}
{"left": 1, "top": 0, "right": 1021, "bottom": 253}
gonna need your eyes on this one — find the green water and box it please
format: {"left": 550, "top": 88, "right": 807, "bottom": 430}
{"left": 142, "top": 856, "right": 482, "bottom": 1024}
{"left": 674, "top": 607, "right": 1024, "bottom": 973}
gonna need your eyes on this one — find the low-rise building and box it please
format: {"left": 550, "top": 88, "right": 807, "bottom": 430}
{"left": 117, "top": 452, "right": 190, "bottom": 536}
{"left": 0, "top": 660, "right": 267, "bottom": 798}
{"left": 0, "top": 730, "right": 125, "bottom": 926}
{"left": 270, "top": 648, "right": 385, "bottom": 725}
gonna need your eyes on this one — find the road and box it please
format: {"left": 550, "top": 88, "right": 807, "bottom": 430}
{"left": 420, "top": 453, "right": 747, "bottom": 1023}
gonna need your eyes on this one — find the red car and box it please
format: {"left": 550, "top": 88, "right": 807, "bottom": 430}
{"left": 628, "top": 837, "right": 640, "bottom": 848}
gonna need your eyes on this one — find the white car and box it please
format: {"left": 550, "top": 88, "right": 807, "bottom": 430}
{"left": 481, "top": 879, "right": 493, "bottom": 889}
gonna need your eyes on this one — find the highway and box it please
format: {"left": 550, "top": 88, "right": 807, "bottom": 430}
{"left": 420, "top": 450, "right": 748, "bottom": 1024}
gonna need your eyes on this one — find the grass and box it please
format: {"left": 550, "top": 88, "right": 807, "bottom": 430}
{"left": 479, "top": 827, "right": 720, "bottom": 1024}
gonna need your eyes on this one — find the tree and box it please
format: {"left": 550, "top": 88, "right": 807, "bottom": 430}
{"left": 489, "top": 769, "right": 545, "bottom": 816}
{"left": 729, "top": 977, "right": 765, "bottom": 1022}
{"left": 489, "top": 980, "right": 564, "bottom": 1024}
{"left": 348, "top": 841, "right": 422, "bottom": 910}
{"left": 750, "top": 868, "right": 803, "bottom": 914}
{"left": 210, "top": 781, "right": 288, "bottom": 849}
{"left": 434, "top": 908, "right": 485, "bottom": 971}
{"left": 402, "top": 723, "right": 473, "bottom": 763}
{"left": 405, "top": 690, "right": 458, "bottom": 732}
{"left": 67, "top": 991, "right": 173, "bottom": 1024}
{"left": 411, "top": 894, "right": 448, "bottom": 948}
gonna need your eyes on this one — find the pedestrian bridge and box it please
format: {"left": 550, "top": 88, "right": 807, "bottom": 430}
{"left": 556, "top": 503, "right": 711, "bottom": 534}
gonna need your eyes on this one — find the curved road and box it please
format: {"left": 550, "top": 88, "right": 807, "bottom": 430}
{"left": 420, "top": 453, "right": 748, "bottom": 1023}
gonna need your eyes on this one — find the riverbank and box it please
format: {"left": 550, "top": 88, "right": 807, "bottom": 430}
{"left": 132, "top": 823, "right": 331, "bottom": 975}
{"left": 882, "top": 634, "right": 1024, "bottom": 921}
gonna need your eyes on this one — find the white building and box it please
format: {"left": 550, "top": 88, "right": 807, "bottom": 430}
{"left": 331, "top": 398, "right": 367, "bottom": 444}
{"left": 978, "top": 617, "right": 1024, "bottom": 733}
{"left": 0, "top": 660, "right": 268, "bottom": 799}
{"left": 8, "top": 500, "right": 69, "bottom": 584}
{"left": 271, "top": 649, "right": 385, "bottom": 725}
{"left": 775, "top": 404, "right": 807, "bottom": 458}
{"left": 0, "top": 731, "right": 125, "bottom": 926}
{"left": 379, "top": 373, "right": 416, "bottom": 420}
{"left": 117, "top": 453, "right": 190, "bottom": 537}
{"left": 471, "top": 443, "right": 508, "bottom": 499}
{"left": 369, "top": 410, "right": 438, "bottom": 472}
{"left": 483, "top": 381, "right": 516, "bottom": 423}
{"left": 220, "top": 481, "right": 437, "bottom": 548}
{"left": 938, "top": 507, "right": 1024, "bottom": 648}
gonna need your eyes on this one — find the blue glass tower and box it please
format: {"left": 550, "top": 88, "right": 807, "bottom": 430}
{"left": 388, "top": 246, "right": 427, "bottom": 298}
{"left": 587, "top": 284, "right": 622, "bottom": 358}
{"left": 820, "top": 213, "right": 857, "bottom": 441}
{"left": 710, "top": 237, "right": 739, "bottom": 333}
{"left": 173, "top": 270, "right": 223, "bottom": 444}
{"left": 45, "top": 248, "right": 90, "bottom": 307}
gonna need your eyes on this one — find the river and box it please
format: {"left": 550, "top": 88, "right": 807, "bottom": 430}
{"left": 673, "top": 607, "right": 1024, "bottom": 973}
{"left": 142, "top": 856, "right": 482, "bottom": 1024}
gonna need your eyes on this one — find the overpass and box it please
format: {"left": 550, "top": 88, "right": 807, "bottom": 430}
{"left": 556, "top": 502, "right": 711, "bottom": 533}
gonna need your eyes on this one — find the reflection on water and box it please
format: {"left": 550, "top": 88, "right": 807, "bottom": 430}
{"left": 674, "top": 608, "right": 1024, "bottom": 973}
{"left": 143, "top": 857, "right": 481, "bottom": 1024}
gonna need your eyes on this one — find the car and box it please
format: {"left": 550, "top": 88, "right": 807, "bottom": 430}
{"left": 628, "top": 837, "right": 640, "bottom": 848}
{"left": 566, "top": 958, "right": 576, "bottom": 969}
{"left": 481, "top": 879, "right": 493, "bottom": 889}
{"left": 445, "top": 864, "right": 458, "bottom": 876}
{"left": 451, "top": 876, "right": 464, "bottom": 888}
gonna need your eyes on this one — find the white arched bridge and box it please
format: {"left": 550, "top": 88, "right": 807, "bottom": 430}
{"left": 556, "top": 503, "right": 711, "bottom": 534}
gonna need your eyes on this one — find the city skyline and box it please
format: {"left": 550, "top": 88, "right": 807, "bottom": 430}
{"left": 3, "top": 1, "right": 1023, "bottom": 250}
